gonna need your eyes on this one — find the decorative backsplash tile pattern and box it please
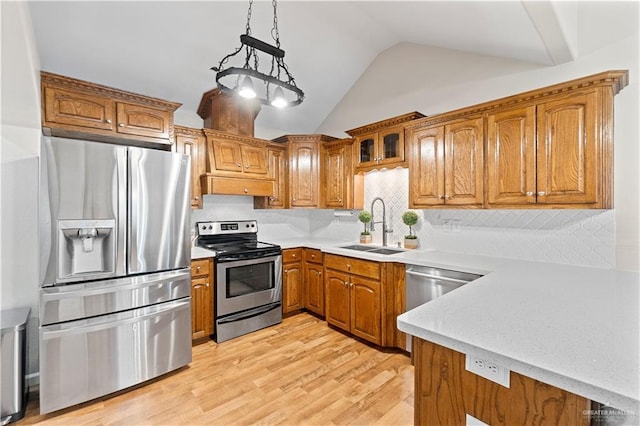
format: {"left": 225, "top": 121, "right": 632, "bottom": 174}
{"left": 195, "top": 167, "right": 615, "bottom": 268}
{"left": 362, "top": 168, "right": 615, "bottom": 268}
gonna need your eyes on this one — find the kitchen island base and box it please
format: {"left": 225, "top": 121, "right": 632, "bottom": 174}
{"left": 413, "top": 337, "right": 590, "bottom": 425}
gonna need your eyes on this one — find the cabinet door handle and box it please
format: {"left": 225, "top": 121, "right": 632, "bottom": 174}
{"left": 195, "top": 196, "right": 200, "bottom": 200}
{"left": 206, "top": 282, "right": 209, "bottom": 288}
{"left": 292, "top": 198, "right": 296, "bottom": 202}
{"left": 196, "top": 266, "right": 201, "bottom": 272}
{"left": 244, "top": 188, "right": 249, "bottom": 193}
{"left": 245, "top": 164, "right": 249, "bottom": 169}
{"left": 292, "top": 254, "right": 296, "bottom": 258}
{"left": 526, "top": 191, "right": 533, "bottom": 196}
{"left": 438, "top": 195, "right": 444, "bottom": 200}
{"left": 118, "top": 123, "right": 125, "bottom": 127}
{"left": 444, "top": 195, "right": 450, "bottom": 200}
{"left": 538, "top": 191, "right": 546, "bottom": 196}
{"left": 105, "top": 119, "right": 112, "bottom": 124}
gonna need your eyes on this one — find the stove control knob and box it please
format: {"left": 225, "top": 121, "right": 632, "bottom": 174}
{"left": 208, "top": 225, "right": 213, "bottom": 230}
{"left": 201, "top": 225, "right": 206, "bottom": 230}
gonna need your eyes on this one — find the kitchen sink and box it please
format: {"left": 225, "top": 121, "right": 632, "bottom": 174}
{"left": 338, "top": 245, "right": 404, "bottom": 255}
{"left": 367, "top": 248, "right": 404, "bottom": 255}
{"left": 339, "top": 244, "right": 377, "bottom": 251}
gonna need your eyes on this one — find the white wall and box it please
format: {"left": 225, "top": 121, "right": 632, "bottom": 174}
{"left": 317, "top": 3, "right": 640, "bottom": 271}
{"left": 1, "top": 0, "right": 42, "bottom": 381}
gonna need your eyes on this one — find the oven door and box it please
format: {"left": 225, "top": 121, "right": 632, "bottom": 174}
{"left": 216, "top": 254, "right": 282, "bottom": 317}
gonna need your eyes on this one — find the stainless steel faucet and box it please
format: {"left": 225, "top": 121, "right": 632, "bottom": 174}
{"left": 370, "top": 197, "right": 393, "bottom": 246}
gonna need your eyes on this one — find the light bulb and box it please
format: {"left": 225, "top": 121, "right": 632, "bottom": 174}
{"left": 270, "top": 86, "right": 288, "bottom": 108}
{"left": 238, "top": 76, "right": 256, "bottom": 99}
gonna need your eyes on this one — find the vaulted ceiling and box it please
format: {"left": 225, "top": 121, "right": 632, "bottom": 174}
{"left": 26, "top": 1, "right": 616, "bottom": 135}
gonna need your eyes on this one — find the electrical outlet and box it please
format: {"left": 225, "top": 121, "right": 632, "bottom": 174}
{"left": 465, "top": 355, "right": 510, "bottom": 388}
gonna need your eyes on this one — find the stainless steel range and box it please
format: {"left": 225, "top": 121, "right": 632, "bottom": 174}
{"left": 196, "top": 220, "right": 282, "bottom": 342}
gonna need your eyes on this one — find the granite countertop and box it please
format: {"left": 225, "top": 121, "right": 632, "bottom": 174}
{"left": 190, "top": 237, "right": 639, "bottom": 412}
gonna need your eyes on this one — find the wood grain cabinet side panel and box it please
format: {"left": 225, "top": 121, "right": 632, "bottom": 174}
{"left": 413, "top": 338, "right": 590, "bottom": 426}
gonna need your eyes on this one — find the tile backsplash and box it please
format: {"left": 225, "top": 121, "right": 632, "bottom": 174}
{"left": 194, "top": 167, "right": 615, "bottom": 268}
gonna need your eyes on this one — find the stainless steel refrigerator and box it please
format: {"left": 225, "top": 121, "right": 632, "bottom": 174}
{"left": 38, "top": 136, "right": 192, "bottom": 414}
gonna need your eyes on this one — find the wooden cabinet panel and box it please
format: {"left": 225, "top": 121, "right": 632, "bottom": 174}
{"left": 413, "top": 338, "right": 590, "bottom": 426}
{"left": 325, "top": 269, "right": 351, "bottom": 331}
{"left": 41, "top": 72, "right": 179, "bottom": 145}
{"left": 115, "top": 102, "right": 171, "bottom": 140}
{"left": 283, "top": 262, "right": 303, "bottom": 313}
{"left": 409, "top": 118, "right": 483, "bottom": 207}
{"left": 324, "top": 254, "right": 380, "bottom": 280}
{"left": 212, "top": 140, "right": 243, "bottom": 172}
{"left": 283, "top": 248, "right": 303, "bottom": 263}
{"left": 175, "top": 127, "right": 206, "bottom": 209}
{"left": 409, "top": 125, "right": 445, "bottom": 206}
{"left": 304, "top": 248, "right": 323, "bottom": 264}
{"left": 378, "top": 125, "right": 406, "bottom": 166}
{"left": 289, "top": 141, "right": 320, "bottom": 207}
{"left": 324, "top": 254, "right": 383, "bottom": 345}
{"left": 350, "top": 275, "right": 381, "bottom": 345}
{"left": 283, "top": 248, "right": 304, "bottom": 314}
{"left": 324, "top": 144, "right": 348, "bottom": 208}
{"left": 487, "top": 107, "right": 536, "bottom": 206}
{"left": 44, "top": 87, "right": 115, "bottom": 131}
{"left": 304, "top": 262, "right": 324, "bottom": 316}
{"left": 191, "top": 258, "right": 213, "bottom": 342}
{"left": 240, "top": 144, "right": 269, "bottom": 175}
{"left": 255, "top": 147, "right": 287, "bottom": 209}
{"left": 444, "top": 117, "right": 484, "bottom": 206}
{"left": 190, "top": 259, "right": 210, "bottom": 277}
{"left": 537, "top": 90, "right": 598, "bottom": 205}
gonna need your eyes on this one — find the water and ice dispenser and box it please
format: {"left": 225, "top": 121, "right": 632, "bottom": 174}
{"left": 57, "top": 219, "right": 116, "bottom": 281}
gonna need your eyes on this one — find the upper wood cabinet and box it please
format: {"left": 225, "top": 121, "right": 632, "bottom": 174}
{"left": 409, "top": 117, "right": 484, "bottom": 207}
{"left": 254, "top": 146, "right": 288, "bottom": 209}
{"left": 201, "top": 130, "right": 273, "bottom": 197}
{"left": 346, "top": 112, "right": 425, "bottom": 172}
{"left": 408, "top": 70, "right": 627, "bottom": 210}
{"left": 322, "top": 139, "right": 363, "bottom": 210}
{"left": 174, "top": 126, "right": 206, "bottom": 209}
{"left": 41, "top": 72, "right": 180, "bottom": 146}
{"left": 273, "top": 135, "right": 337, "bottom": 208}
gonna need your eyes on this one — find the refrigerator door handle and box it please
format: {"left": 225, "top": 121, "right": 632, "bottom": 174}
{"left": 41, "top": 299, "right": 191, "bottom": 340}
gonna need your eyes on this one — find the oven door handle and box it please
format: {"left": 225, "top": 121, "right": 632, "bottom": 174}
{"left": 217, "top": 302, "right": 282, "bottom": 325}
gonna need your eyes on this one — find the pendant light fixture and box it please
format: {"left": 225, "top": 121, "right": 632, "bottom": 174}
{"left": 212, "top": 0, "right": 304, "bottom": 108}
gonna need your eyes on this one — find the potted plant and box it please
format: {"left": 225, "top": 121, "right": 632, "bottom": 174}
{"left": 358, "top": 210, "right": 372, "bottom": 243}
{"left": 402, "top": 210, "right": 419, "bottom": 249}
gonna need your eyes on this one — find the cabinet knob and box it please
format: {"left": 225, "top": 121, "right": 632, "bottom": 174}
{"left": 105, "top": 119, "right": 112, "bottom": 124}
{"left": 338, "top": 198, "right": 342, "bottom": 202}
{"left": 438, "top": 195, "right": 444, "bottom": 200}
{"left": 292, "top": 198, "right": 296, "bottom": 202}
{"left": 196, "top": 266, "right": 201, "bottom": 272}
{"left": 346, "top": 264, "right": 351, "bottom": 270}
{"left": 444, "top": 195, "right": 450, "bottom": 200}
{"left": 526, "top": 191, "right": 533, "bottom": 196}
{"left": 350, "top": 282, "right": 353, "bottom": 288}
{"left": 538, "top": 191, "right": 546, "bottom": 196}
{"left": 244, "top": 188, "right": 249, "bottom": 193}
{"left": 236, "top": 163, "right": 242, "bottom": 168}
{"left": 195, "top": 196, "right": 200, "bottom": 200}
{"left": 311, "top": 254, "right": 315, "bottom": 259}
{"left": 118, "top": 123, "right": 125, "bottom": 127}
{"left": 206, "top": 282, "right": 209, "bottom": 288}
{"left": 245, "top": 164, "right": 249, "bottom": 169}
{"left": 292, "top": 254, "right": 296, "bottom": 258}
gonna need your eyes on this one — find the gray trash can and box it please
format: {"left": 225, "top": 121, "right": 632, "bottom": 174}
{"left": 1, "top": 307, "right": 30, "bottom": 425}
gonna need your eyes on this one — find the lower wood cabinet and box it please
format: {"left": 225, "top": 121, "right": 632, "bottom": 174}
{"left": 190, "top": 258, "right": 214, "bottom": 342}
{"left": 303, "top": 248, "right": 324, "bottom": 316}
{"left": 282, "top": 248, "right": 304, "bottom": 314}
{"left": 413, "top": 338, "right": 590, "bottom": 425}
{"left": 324, "top": 254, "right": 382, "bottom": 345}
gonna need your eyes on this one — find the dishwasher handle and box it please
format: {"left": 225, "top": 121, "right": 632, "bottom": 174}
{"left": 405, "top": 269, "right": 472, "bottom": 285}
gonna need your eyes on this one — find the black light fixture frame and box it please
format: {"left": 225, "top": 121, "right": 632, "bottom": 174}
{"left": 211, "top": 1, "right": 304, "bottom": 107}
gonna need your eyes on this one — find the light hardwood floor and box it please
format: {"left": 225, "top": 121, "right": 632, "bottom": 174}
{"left": 22, "top": 313, "right": 414, "bottom": 425}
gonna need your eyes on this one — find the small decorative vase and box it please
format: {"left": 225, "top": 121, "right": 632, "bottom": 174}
{"left": 404, "top": 237, "right": 419, "bottom": 249}
{"left": 360, "top": 234, "right": 372, "bottom": 244}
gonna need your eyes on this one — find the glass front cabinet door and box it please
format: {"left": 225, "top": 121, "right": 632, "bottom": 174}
{"left": 355, "top": 126, "right": 405, "bottom": 169}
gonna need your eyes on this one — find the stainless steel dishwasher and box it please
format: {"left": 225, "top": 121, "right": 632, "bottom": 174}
{"left": 405, "top": 265, "right": 483, "bottom": 352}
